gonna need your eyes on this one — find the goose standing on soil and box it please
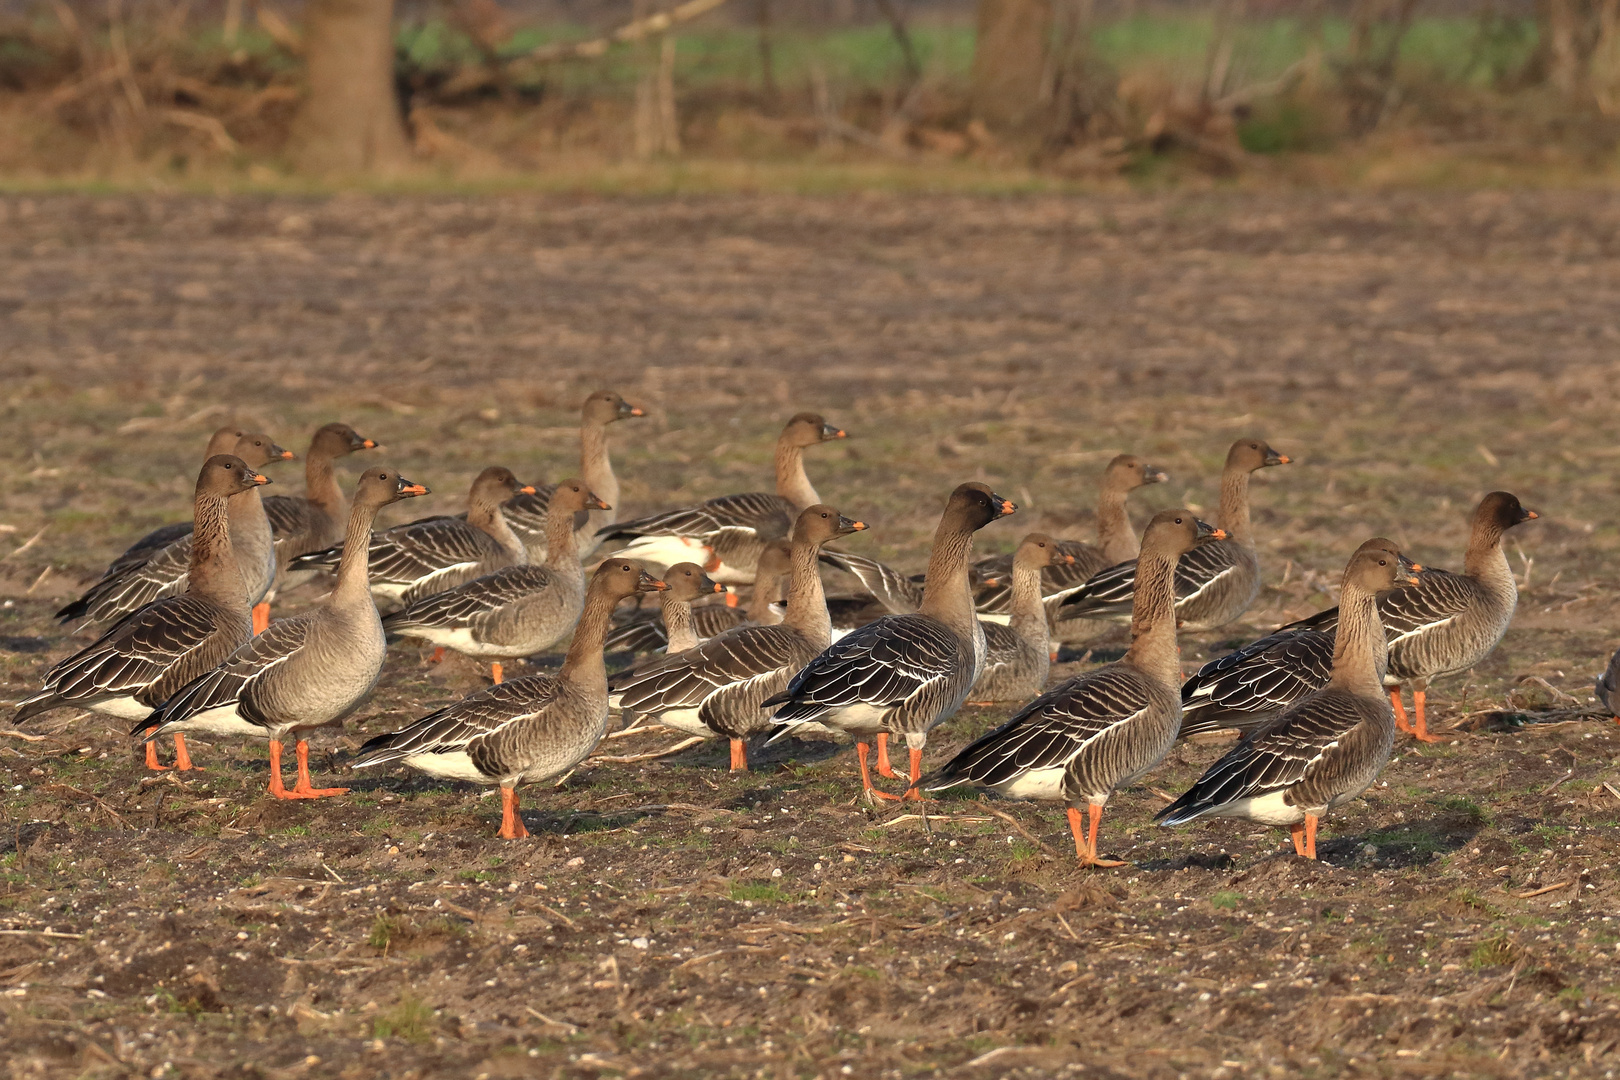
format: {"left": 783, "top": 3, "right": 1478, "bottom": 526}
{"left": 137, "top": 467, "right": 428, "bottom": 799}
{"left": 1177, "top": 538, "right": 1417, "bottom": 739}
{"left": 1156, "top": 544, "right": 1420, "bottom": 858}
{"left": 381, "top": 480, "right": 606, "bottom": 683}
{"left": 262, "top": 422, "right": 381, "bottom": 600}
{"left": 930, "top": 512, "right": 1219, "bottom": 866}
{"left": 606, "top": 541, "right": 791, "bottom": 654}
{"left": 599, "top": 412, "right": 846, "bottom": 584}
{"left": 16, "top": 456, "right": 272, "bottom": 771}
{"left": 968, "top": 534, "right": 1072, "bottom": 704}
{"left": 612, "top": 506, "right": 867, "bottom": 771}
{"left": 55, "top": 432, "right": 295, "bottom": 631}
{"left": 1059, "top": 439, "right": 1290, "bottom": 632}
{"left": 351, "top": 561, "right": 667, "bottom": 838}
{"left": 500, "top": 390, "right": 645, "bottom": 561}
{"left": 764, "top": 484, "right": 1016, "bottom": 800}
{"left": 287, "top": 466, "right": 535, "bottom": 606}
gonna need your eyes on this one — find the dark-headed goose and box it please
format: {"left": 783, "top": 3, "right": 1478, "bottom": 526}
{"left": 1059, "top": 439, "right": 1290, "bottom": 632}
{"left": 1157, "top": 544, "right": 1419, "bottom": 858}
{"left": 764, "top": 483, "right": 1015, "bottom": 800}
{"left": 288, "top": 466, "right": 534, "bottom": 606}
{"left": 263, "top": 422, "right": 380, "bottom": 596}
{"left": 612, "top": 506, "right": 867, "bottom": 771}
{"left": 138, "top": 467, "right": 428, "bottom": 799}
{"left": 17, "top": 456, "right": 272, "bottom": 771}
{"left": 931, "top": 512, "right": 1219, "bottom": 866}
{"left": 351, "top": 561, "right": 667, "bottom": 838}
{"left": 381, "top": 480, "right": 606, "bottom": 683}
{"left": 599, "top": 412, "right": 846, "bottom": 584}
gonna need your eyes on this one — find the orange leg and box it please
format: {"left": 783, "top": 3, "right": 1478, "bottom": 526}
{"left": 856, "top": 741, "right": 902, "bottom": 802}
{"left": 729, "top": 738, "right": 748, "bottom": 771}
{"left": 144, "top": 738, "right": 170, "bottom": 772}
{"left": 1303, "top": 814, "right": 1319, "bottom": 860}
{"left": 429, "top": 647, "right": 446, "bottom": 665}
{"left": 1081, "top": 803, "right": 1126, "bottom": 868}
{"left": 498, "top": 785, "right": 529, "bottom": 839}
{"left": 251, "top": 602, "right": 270, "bottom": 636}
{"left": 875, "top": 732, "right": 898, "bottom": 779}
{"left": 1066, "top": 807, "right": 1089, "bottom": 860}
{"left": 171, "top": 733, "right": 202, "bottom": 772}
{"left": 1410, "top": 688, "right": 1441, "bottom": 743}
{"left": 901, "top": 746, "right": 925, "bottom": 801}
{"left": 1390, "top": 688, "right": 1412, "bottom": 734}
{"left": 270, "top": 739, "right": 348, "bottom": 800}
{"left": 1289, "top": 820, "right": 1307, "bottom": 857}
{"left": 491, "top": 663, "right": 504, "bottom": 684}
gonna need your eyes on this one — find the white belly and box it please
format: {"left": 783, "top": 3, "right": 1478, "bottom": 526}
{"left": 397, "top": 626, "right": 514, "bottom": 659}
{"left": 654, "top": 708, "right": 714, "bottom": 738}
{"left": 615, "top": 535, "right": 713, "bottom": 573}
{"left": 163, "top": 703, "right": 264, "bottom": 738}
{"left": 400, "top": 750, "right": 492, "bottom": 783}
{"left": 992, "top": 767, "right": 1068, "bottom": 802}
{"left": 819, "top": 703, "right": 888, "bottom": 734}
{"left": 90, "top": 696, "right": 153, "bottom": 721}
{"left": 977, "top": 613, "right": 1011, "bottom": 627}
{"left": 1221, "top": 789, "right": 1302, "bottom": 826}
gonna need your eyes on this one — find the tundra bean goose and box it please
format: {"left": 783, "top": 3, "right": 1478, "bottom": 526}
{"left": 600, "top": 412, "right": 846, "bottom": 583}
{"left": 764, "top": 483, "right": 1016, "bottom": 801}
{"left": 138, "top": 467, "right": 428, "bottom": 799}
{"left": 612, "top": 506, "right": 867, "bottom": 771}
{"left": 288, "top": 466, "right": 535, "bottom": 606}
{"left": 605, "top": 541, "right": 790, "bottom": 654}
{"left": 646, "top": 562, "right": 727, "bottom": 654}
{"left": 55, "top": 432, "right": 294, "bottom": 631}
{"left": 499, "top": 390, "right": 645, "bottom": 562}
{"left": 381, "top": 480, "right": 607, "bottom": 683}
{"left": 1177, "top": 539, "right": 1418, "bottom": 739}
{"left": 1595, "top": 652, "right": 1620, "bottom": 727}
{"left": 262, "top": 422, "right": 380, "bottom": 596}
{"left": 1059, "top": 439, "right": 1291, "bottom": 632}
{"left": 104, "top": 426, "right": 249, "bottom": 566}
{"left": 1157, "top": 545, "right": 1419, "bottom": 858}
{"left": 931, "top": 512, "right": 1219, "bottom": 866}
{"left": 17, "top": 456, "right": 272, "bottom": 772}
{"left": 351, "top": 561, "right": 667, "bottom": 839}
{"left": 968, "top": 534, "right": 1073, "bottom": 704}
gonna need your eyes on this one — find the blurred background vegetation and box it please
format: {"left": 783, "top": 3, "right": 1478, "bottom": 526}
{"left": 1, "top": 0, "right": 1618, "bottom": 187}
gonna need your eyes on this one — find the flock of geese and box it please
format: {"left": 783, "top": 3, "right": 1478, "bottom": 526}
{"left": 12, "top": 391, "right": 1585, "bottom": 864}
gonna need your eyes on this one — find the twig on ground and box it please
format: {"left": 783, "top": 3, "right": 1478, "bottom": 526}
{"left": 590, "top": 736, "right": 705, "bottom": 763}
{"left": 979, "top": 801, "right": 1054, "bottom": 855}
{"left": 1516, "top": 880, "right": 1573, "bottom": 899}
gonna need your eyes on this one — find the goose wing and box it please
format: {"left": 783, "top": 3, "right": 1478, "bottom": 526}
{"left": 55, "top": 536, "right": 192, "bottom": 624}
{"left": 142, "top": 615, "right": 315, "bottom": 733}
{"left": 600, "top": 492, "right": 792, "bottom": 542}
{"left": 818, "top": 551, "right": 923, "bottom": 614}
{"left": 1057, "top": 541, "right": 1243, "bottom": 619}
{"left": 764, "top": 615, "right": 961, "bottom": 724}
{"left": 262, "top": 494, "right": 315, "bottom": 538}
{"left": 107, "top": 521, "right": 195, "bottom": 573}
{"left": 497, "top": 485, "right": 557, "bottom": 540}
{"left": 352, "top": 674, "right": 564, "bottom": 768}
{"left": 1178, "top": 624, "right": 1337, "bottom": 738}
{"left": 973, "top": 540, "right": 1107, "bottom": 614}
{"left": 612, "top": 624, "right": 803, "bottom": 713}
{"left": 1377, "top": 568, "right": 1478, "bottom": 646}
{"left": 383, "top": 566, "right": 558, "bottom": 631}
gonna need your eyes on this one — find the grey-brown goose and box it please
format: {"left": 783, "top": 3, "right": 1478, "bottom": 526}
{"left": 381, "top": 480, "right": 606, "bottom": 683}
{"left": 103, "top": 426, "right": 249, "bottom": 565}
{"left": 612, "top": 506, "right": 867, "bottom": 771}
{"left": 263, "top": 422, "right": 380, "bottom": 597}
{"left": 605, "top": 540, "right": 791, "bottom": 654}
{"left": 351, "top": 561, "right": 667, "bottom": 839}
{"left": 764, "top": 483, "right": 1016, "bottom": 801}
{"left": 649, "top": 562, "right": 727, "bottom": 653}
{"left": 139, "top": 467, "right": 428, "bottom": 799}
{"left": 287, "top": 466, "right": 535, "bottom": 607}
{"left": 968, "top": 534, "right": 1072, "bottom": 704}
{"left": 55, "top": 432, "right": 294, "bottom": 631}
{"left": 1157, "top": 545, "right": 1419, "bottom": 859}
{"left": 1594, "top": 653, "right": 1620, "bottom": 728}
{"left": 1058, "top": 439, "right": 1291, "bottom": 632}
{"left": 929, "top": 511, "right": 1219, "bottom": 866}
{"left": 599, "top": 412, "right": 846, "bottom": 584}
{"left": 500, "top": 390, "right": 645, "bottom": 562}
{"left": 17, "top": 456, "right": 271, "bottom": 772}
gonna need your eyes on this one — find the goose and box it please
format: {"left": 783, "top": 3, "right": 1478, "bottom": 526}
{"left": 611, "top": 506, "right": 867, "bottom": 771}
{"left": 1177, "top": 539, "right": 1418, "bottom": 739}
{"left": 643, "top": 562, "right": 727, "bottom": 653}
{"left": 381, "top": 480, "right": 606, "bottom": 683}
{"left": 137, "top": 467, "right": 429, "bottom": 799}
{"left": 262, "top": 422, "right": 381, "bottom": 596}
{"left": 930, "top": 512, "right": 1219, "bottom": 866}
{"left": 499, "top": 390, "right": 645, "bottom": 562}
{"left": 1156, "top": 544, "right": 1420, "bottom": 858}
{"left": 1058, "top": 439, "right": 1291, "bottom": 632}
{"left": 763, "top": 483, "right": 1015, "bottom": 800}
{"left": 967, "top": 534, "right": 1072, "bottom": 704}
{"left": 1595, "top": 654, "right": 1620, "bottom": 728}
{"left": 605, "top": 540, "right": 791, "bottom": 655}
{"left": 16, "top": 455, "right": 272, "bottom": 772}
{"left": 55, "top": 432, "right": 295, "bottom": 632}
{"left": 105, "top": 425, "right": 251, "bottom": 564}
{"left": 287, "top": 466, "right": 535, "bottom": 607}
{"left": 350, "top": 561, "right": 668, "bottom": 838}
{"left": 1182, "top": 493, "right": 1536, "bottom": 743}
{"left": 598, "top": 412, "right": 846, "bottom": 584}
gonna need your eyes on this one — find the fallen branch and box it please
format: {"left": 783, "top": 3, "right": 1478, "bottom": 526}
{"left": 159, "top": 108, "right": 237, "bottom": 153}
{"left": 526, "top": 0, "right": 732, "bottom": 62}
{"left": 0, "top": 729, "right": 47, "bottom": 742}
{"left": 1515, "top": 880, "right": 1573, "bottom": 899}
{"left": 0, "top": 928, "right": 84, "bottom": 940}
{"left": 589, "top": 736, "right": 705, "bottom": 763}
{"left": 980, "top": 801, "right": 1054, "bottom": 855}
{"left": 1, "top": 526, "right": 48, "bottom": 562}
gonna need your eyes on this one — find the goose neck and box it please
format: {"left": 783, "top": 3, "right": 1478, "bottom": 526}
{"left": 775, "top": 441, "right": 819, "bottom": 511}
{"left": 331, "top": 500, "right": 383, "bottom": 608}
{"left": 560, "top": 586, "right": 617, "bottom": 690}
{"left": 919, "top": 525, "right": 977, "bottom": 635}
{"left": 1096, "top": 485, "right": 1138, "bottom": 563}
{"left": 782, "top": 537, "right": 833, "bottom": 649}
{"left": 1123, "top": 548, "right": 1181, "bottom": 688}
{"left": 1329, "top": 583, "right": 1388, "bottom": 700}
{"left": 189, "top": 493, "right": 248, "bottom": 610}
{"left": 1219, "top": 467, "right": 1255, "bottom": 547}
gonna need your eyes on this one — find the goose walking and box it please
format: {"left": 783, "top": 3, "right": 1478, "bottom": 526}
{"left": 1058, "top": 439, "right": 1290, "bottom": 632}
{"left": 599, "top": 412, "right": 846, "bottom": 584}
{"left": 1156, "top": 544, "right": 1420, "bottom": 858}
{"left": 351, "top": 561, "right": 667, "bottom": 838}
{"left": 612, "top": 506, "right": 867, "bottom": 771}
{"left": 381, "top": 480, "right": 606, "bottom": 683}
{"left": 930, "top": 512, "right": 1219, "bottom": 866}
{"left": 764, "top": 484, "right": 1015, "bottom": 800}
{"left": 137, "top": 468, "right": 428, "bottom": 799}
{"left": 16, "top": 456, "right": 272, "bottom": 771}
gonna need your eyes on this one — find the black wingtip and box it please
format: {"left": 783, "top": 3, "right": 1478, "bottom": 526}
{"left": 759, "top": 691, "right": 791, "bottom": 709}
{"left": 54, "top": 598, "right": 89, "bottom": 622}
{"left": 129, "top": 712, "right": 161, "bottom": 740}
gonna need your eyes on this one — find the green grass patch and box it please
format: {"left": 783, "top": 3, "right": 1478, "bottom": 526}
{"left": 1210, "top": 891, "right": 1242, "bottom": 910}
{"left": 729, "top": 882, "right": 783, "bottom": 903}
{"left": 373, "top": 996, "right": 435, "bottom": 1043}
{"left": 1468, "top": 933, "right": 1517, "bottom": 969}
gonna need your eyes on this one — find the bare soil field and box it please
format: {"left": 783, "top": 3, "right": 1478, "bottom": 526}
{"left": 1, "top": 190, "right": 1619, "bottom": 1079}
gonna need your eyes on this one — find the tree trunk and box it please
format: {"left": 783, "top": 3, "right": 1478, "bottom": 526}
{"left": 290, "top": 0, "right": 410, "bottom": 175}
{"left": 971, "top": 0, "right": 1055, "bottom": 135}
